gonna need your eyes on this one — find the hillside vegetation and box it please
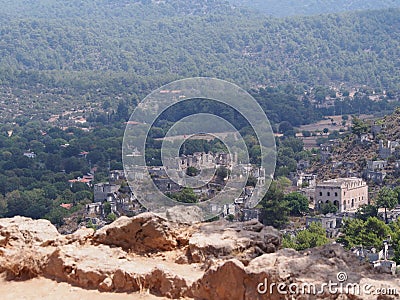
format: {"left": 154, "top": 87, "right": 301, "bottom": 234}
{"left": 310, "top": 109, "right": 400, "bottom": 187}
{"left": 0, "top": 0, "right": 399, "bottom": 96}
{"left": 229, "top": 0, "right": 400, "bottom": 17}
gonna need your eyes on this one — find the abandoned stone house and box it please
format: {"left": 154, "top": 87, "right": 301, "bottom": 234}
{"left": 109, "top": 170, "right": 125, "bottom": 183}
{"left": 353, "top": 239, "right": 396, "bottom": 275}
{"left": 300, "top": 186, "right": 316, "bottom": 204}
{"left": 315, "top": 177, "right": 368, "bottom": 213}
{"left": 215, "top": 152, "right": 235, "bottom": 167}
{"left": 251, "top": 166, "right": 266, "bottom": 185}
{"left": 386, "top": 205, "right": 400, "bottom": 223}
{"left": 94, "top": 182, "right": 120, "bottom": 202}
{"left": 306, "top": 214, "right": 337, "bottom": 228}
{"left": 85, "top": 202, "right": 103, "bottom": 216}
{"left": 367, "top": 160, "right": 387, "bottom": 171}
{"left": 178, "top": 152, "right": 216, "bottom": 171}
{"left": 360, "top": 133, "right": 374, "bottom": 144}
{"left": 379, "top": 140, "right": 400, "bottom": 159}
{"left": 291, "top": 172, "right": 317, "bottom": 188}
{"left": 297, "top": 159, "right": 310, "bottom": 170}
{"left": 23, "top": 151, "right": 36, "bottom": 159}
{"left": 363, "top": 160, "right": 387, "bottom": 184}
{"left": 152, "top": 177, "right": 181, "bottom": 192}
{"left": 306, "top": 214, "right": 342, "bottom": 238}
{"left": 320, "top": 144, "right": 332, "bottom": 163}
{"left": 223, "top": 203, "right": 236, "bottom": 217}
{"left": 364, "top": 170, "right": 386, "bottom": 184}
{"left": 85, "top": 201, "right": 115, "bottom": 215}
{"left": 148, "top": 167, "right": 178, "bottom": 191}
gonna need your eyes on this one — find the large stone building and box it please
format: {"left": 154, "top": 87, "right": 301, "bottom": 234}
{"left": 315, "top": 177, "right": 368, "bottom": 213}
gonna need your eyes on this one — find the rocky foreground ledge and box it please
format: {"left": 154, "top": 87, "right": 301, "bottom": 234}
{"left": 0, "top": 213, "right": 399, "bottom": 299}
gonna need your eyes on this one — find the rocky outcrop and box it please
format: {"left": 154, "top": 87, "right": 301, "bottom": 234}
{"left": 93, "top": 212, "right": 190, "bottom": 253}
{"left": 193, "top": 245, "right": 400, "bottom": 300}
{"left": 0, "top": 216, "right": 61, "bottom": 279}
{"left": 165, "top": 205, "right": 204, "bottom": 224}
{"left": 43, "top": 243, "right": 201, "bottom": 298}
{"left": 186, "top": 219, "right": 281, "bottom": 264}
{"left": 0, "top": 214, "right": 399, "bottom": 300}
{"left": 0, "top": 216, "right": 60, "bottom": 247}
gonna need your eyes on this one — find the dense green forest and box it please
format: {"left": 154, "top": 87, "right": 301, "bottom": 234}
{"left": 0, "top": 0, "right": 399, "bottom": 104}
{"left": 0, "top": 120, "right": 125, "bottom": 225}
{"left": 229, "top": 0, "right": 400, "bottom": 17}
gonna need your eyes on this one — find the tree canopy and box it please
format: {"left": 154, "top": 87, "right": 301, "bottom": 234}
{"left": 337, "top": 217, "right": 391, "bottom": 249}
{"left": 376, "top": 187, "right": 398, "bottom": 223}
{"left": 282, "top": 222, "right": 329, "bottom": 251}
{"left": 283, "top": 192, "right": 309, "bottom": 216}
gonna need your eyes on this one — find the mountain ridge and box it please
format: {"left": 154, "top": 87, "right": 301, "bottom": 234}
{"left": 229, "top": 0, "right": 400, "bottom": 17}
{"left": 0, "top": 5, "right": 399, "bottom": 93}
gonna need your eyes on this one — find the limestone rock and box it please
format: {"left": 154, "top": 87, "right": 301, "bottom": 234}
{"left": 192, "top": 244, "right": 400, "bottom": 300}
{"left": 191, "top": 259, "right": 247, "bottom": 300}
{"left": 65, "top": 227, "right": 94, "bottom": 245}
{"left": 0, "top": 216, "right": 399, "bottom": 300}
{"left": 93, "top": 212, "right": 188, "bottom": 253}
{"left": 99, "top": 276, "right": 113, "bottom": 292}
{"left": 0, "top": 216, "right": 60, "bottom": 247}
{"left": 43, "top": 243, "right": 201, "bottom": 298}
{"left": 165, "top": 205, "right": 204, "bottom": 224}
{"left": 0, "top": 216, "right": 61, "bottom": 279}
{"left": 187, "top": 219, "right": 281, "bottom": 264}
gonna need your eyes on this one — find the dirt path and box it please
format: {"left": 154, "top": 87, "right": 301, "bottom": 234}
{"left": 0, "top": 275, "right": 173, "bottom": 300}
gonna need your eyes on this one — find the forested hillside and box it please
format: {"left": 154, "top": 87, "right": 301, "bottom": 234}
{"left": 229, "top": 0, "right": 400, "bottom": 17}
{"left": 0, "top": 0, "right": 399, "bottom": 98}
{"left": 0, "top": 0, "right": 234, "bottom": 19}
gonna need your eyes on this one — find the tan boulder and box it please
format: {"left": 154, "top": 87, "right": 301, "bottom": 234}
{"left": 186, "top": 219, "right": 281, "bottom": 264}
{"left": 0, "top": 216, "right": 60, "bottom": 247}
{"left": 43, "top": 242, "right": 202, "bottom": 298}
{"left": 65, "top": 226, "right": 95, "bottom": 245}
{"left": 192, "top": 244, "right": 400, "bottom": 300}
{"left": 1, "top": 215, "right": 399, "bottom": 300}
{"left": 93, "top": 212, "right": 189, "bottom": 253}
{"left": 0, "top": 216, "right": 61, "bottom": 279}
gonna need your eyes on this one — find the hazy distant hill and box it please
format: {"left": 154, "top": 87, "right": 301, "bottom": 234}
{"left": 0, "top": 0, "right": 399, "bottom": 94}
{"left": 229, "top": 0, "right": 400, "bottom": 17}
{"left": 0, "top": 0, "right": 234, "bottom": 19}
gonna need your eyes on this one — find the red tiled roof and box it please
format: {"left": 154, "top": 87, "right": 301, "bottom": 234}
{"left": 80, "top": 178, "right": 92, "bottom": 183}
{"left": 60, "top": 203, "right": 72, "bottom": 209}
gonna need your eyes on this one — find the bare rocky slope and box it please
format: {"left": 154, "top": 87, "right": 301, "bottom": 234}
{"left": 310, "top": 109, "right": 400, "bottom": 183}
{"left": 0, "top": 213, "right": 399, "bottom": 299}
